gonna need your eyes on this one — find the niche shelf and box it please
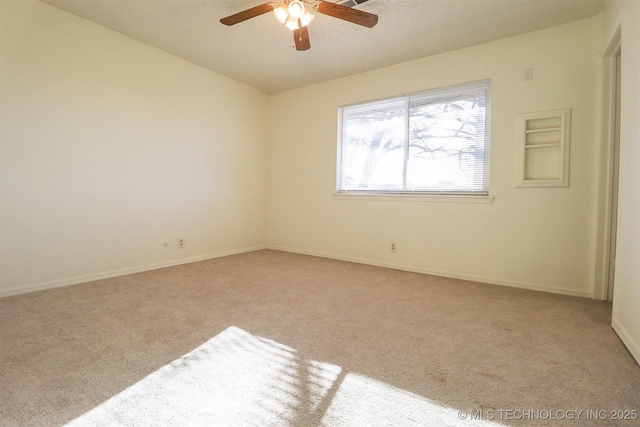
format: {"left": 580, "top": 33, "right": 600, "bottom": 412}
{"left": 518, "top": 108, "right": 571, "bottom": 187}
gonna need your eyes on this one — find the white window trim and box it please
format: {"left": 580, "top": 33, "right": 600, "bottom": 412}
{"left": 332, "top": 192, "right": 495, "bottom": 204}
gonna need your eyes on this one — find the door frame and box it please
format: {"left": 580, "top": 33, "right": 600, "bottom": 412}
{"left": 594, "top": 25, "right": 621, "bottom": 301}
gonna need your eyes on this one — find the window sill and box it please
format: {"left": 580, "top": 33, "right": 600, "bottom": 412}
{"left": 332, "top": 192, "right": 495, "bottom": 204}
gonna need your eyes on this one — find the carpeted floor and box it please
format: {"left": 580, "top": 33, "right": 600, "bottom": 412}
{"left": 1, "top": 250, "right": 639, "bottom": 426}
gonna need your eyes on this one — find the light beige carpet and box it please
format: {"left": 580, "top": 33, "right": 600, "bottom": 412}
{"left": 1, "top": 250, "right": 639, "bottom": 426}
{"left": 64, "top": 326, "right": 499, "bottom": 427}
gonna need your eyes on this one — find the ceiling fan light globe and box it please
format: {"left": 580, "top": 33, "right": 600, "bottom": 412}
{"left": 300, "top": 10, "right": 314, "bottom": 27}
{"left": 288, "top": 0, "right": 305, "bottom": 19}
{"left": 273, "top": 5, "right": 288, "bottom": 24}
{"left": 285, "top": 16, "right": 299, "bottom": 30}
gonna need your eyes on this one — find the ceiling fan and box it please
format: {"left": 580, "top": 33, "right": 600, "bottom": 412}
{"left": 220, "top": 0, "right": 378, "bottom": 51}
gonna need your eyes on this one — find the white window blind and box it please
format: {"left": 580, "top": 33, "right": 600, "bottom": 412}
{"left": 338, "top": 80, "right": 491, "bottom": 195}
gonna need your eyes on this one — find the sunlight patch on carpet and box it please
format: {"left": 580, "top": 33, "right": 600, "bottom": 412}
{"left": 66, "top": 326, "right": 503, "bottom": 426}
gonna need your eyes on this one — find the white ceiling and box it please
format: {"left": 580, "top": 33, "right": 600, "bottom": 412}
{"left": 40, "top": 0, "right": 606, "bottom": 94}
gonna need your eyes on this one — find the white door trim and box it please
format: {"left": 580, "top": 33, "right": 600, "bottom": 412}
{"left": 593, "top": 25, "right": 621, "bottom": 301}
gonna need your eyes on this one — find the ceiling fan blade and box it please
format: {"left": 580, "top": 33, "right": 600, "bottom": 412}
{"left": 293, "top": 25, "right": 311, "bottom": 51}
{"left": 314, "top": 1, "right": 378, "bottom": 28}
{"left": 220, "top": 3, "right": 275, "bottom": 26}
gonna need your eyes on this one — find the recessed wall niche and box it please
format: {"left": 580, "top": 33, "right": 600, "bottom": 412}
{"left": 517, "top": 109, "right": 571, "bottom": 187}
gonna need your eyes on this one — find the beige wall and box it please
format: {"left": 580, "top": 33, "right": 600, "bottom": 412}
{"left": 267, "top": 16, "right": 602, "bottom": 297}
{"left": 0, "top": 1, "right": 268, "bottom": 295}
{"left": 602, "top": 0, "right": 640, "bottom": 364}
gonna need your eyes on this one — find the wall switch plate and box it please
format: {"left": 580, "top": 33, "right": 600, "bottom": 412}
{"left": 524, "top": 67, "right": 533, "bottom": 81}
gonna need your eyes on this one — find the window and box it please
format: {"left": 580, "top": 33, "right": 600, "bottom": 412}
{"left": 337, "top": 80, "right": 491, "bottom": 195}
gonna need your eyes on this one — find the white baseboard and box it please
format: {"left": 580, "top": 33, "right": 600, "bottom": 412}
{"left": 612, "top": 318, "right": 640, "bottom": 366}
{"left": 267, "top": 245, "right": 593, "bottom": 298}
{"left": 2, "top": 244, "right": 593, "bottom": 300}
{"left": 0, "top": 245, "right": 266, "bottom": 298}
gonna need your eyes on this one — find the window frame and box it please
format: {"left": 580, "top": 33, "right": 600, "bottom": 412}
{"left": 336, "top": 80, "right": 492, "bottom": 197}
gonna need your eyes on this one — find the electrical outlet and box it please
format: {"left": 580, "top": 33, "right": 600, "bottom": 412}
{"left": 390, "top": 242, "right": 397, "bottom": 253}
{"left": 177, "top": 238, "right": 185, "bottom": 249}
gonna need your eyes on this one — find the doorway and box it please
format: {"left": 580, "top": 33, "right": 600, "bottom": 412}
{"left": 596, "top": 26, "right": 622, "bottom": 303}
{"left": 606, "top": 49, "right": 621, "bottom": 302}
